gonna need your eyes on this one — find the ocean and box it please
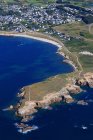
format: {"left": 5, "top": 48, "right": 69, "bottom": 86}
{"left": 0, "top": 35, "right": 93, "bottom": 140}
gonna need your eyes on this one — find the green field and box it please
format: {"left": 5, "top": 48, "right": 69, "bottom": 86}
{"left": 65, "top": 39, "right": 93, "bottom": 53}
{"left": 54, "top": 22, "right": 91, "bottom": 38}
{"left": 1, "top": 0, "right": 56, "bottom": 4}
{"left": 54, "top": 21, "right": 93, "bottom": 72}
{"left": 2, "top": 0, "right": 93, "bottom": 6}
{"left": 62, "top": 0, "right": 93, "bottom": 7}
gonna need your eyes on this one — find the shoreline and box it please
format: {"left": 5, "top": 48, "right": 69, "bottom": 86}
{"left": 0, "top": 31, "right": 76, "bottom": 70}
{"left": 16, "top": 72, "right": 93, "bottom": 120}
{"left": 1, "top": 31, "right": 93, "bottom": 123}
{"left": 0, "top": 32, "right": 62, "bottom": 49}
{"left": 0, "top": 31, "right": 81, "bottom": 118}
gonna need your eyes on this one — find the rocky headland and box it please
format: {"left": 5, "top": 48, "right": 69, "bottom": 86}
{"left": 13, "top": 72, "right": 93, "bottom": 122}
{"left": 2, "top": 32, "right": 92, "bottom": 122}
{"left": 15, "top": 81, "right": 82, "bottom": 120}
{"left": 76, "top": 72, "right": 93, "bottom": 88}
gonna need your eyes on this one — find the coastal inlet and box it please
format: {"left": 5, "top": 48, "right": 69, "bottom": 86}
{"left": 0, "top": 35, "right": 74, "bottom": 136}
{"left": 0, "top": 35, "right": 74, "bottom": 108}
{"left": 0, "top": 35, "right": 93, "bottom": 140}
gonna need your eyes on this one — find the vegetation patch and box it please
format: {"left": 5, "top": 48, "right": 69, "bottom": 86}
{"left": 53, "top": 22, "right": 89, "bottom": 37}
{"left": 64, "top": 38, "right": 93, "bottom": 71}
{"left": 65, "top": 38, "right": 93, "bottom": 52}
{"left": 80, "top": 31, "right": 93, "bottom": 39}
{"left": 79, "top": 55, "right": 93, "bottom": 71}
{"left": 1, "top": 0, "right": 56, "bottom": 4}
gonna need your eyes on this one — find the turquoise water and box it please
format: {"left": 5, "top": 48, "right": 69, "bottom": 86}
{"left": 0, "top": 36, "right": 93, "bottom": 140}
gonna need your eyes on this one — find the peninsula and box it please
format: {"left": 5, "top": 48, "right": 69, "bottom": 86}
{"left": 1, "top": 30, "right": 93, "bottom": 122}
{"left": 0, "top": 0, "right": 93, "bottom": 123}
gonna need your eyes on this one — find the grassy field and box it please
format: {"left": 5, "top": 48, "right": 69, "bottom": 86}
{"left": 24, "top": 74, "right": 68, "bottom": 101}
{"left": 54, "top": 21, "right": 93, "bottom": 72}
{"left": 79, "top": 55, "right": 93, "bottom": 72}
{"left": 22, "top": 72, "right": 77, "bottom": 102}
{"left": 54, "top": 22, "right": 92, "bottom": 38}
{"left": 63, "top": 0, "right": 93, "bottom": 7}
{"left": 1, "top": 0, "right": 56, "bottom": 4}
{"left": 2, "top": 0, "right": 93, "bottom": 6}
{"left": 65, "top": 39, "right": 93, "bottom": 71}
{"left": 65, "top": 38, "right": 93, "bottom": 53}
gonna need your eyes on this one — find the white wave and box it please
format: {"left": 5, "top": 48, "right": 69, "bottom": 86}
{"left": 43, "top": 106, "right": 52, "bottom": 110}
{"left": 74, "top": 124, "right": 88, "bottom": 130}
{"left": 81, "top": 125, "right": 88, "bottom": 130}
{"left": 2, "top": 108, "right": 9, "bottom": 111}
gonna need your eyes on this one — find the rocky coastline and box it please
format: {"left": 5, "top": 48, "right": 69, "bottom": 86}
{"left": 2, "top": 32, "right": 92, "bottom": 122}
{"left": 76, "top": 72, "right": 93, "bottom": 88}
{"left": 11, "top": 72, "right": 93, "bottom": 122}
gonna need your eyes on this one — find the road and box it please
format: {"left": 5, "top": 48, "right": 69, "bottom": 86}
{"left": 89, "top": 23, "right": 93, "bottom": 34}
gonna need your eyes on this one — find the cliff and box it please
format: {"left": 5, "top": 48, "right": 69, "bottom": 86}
{"left": 76, "top": 72, "right": 93, "bottom": 87}
{"left": 16, "top": 72, "right": 93, "bottom": 120}
{"left": 16, "top": 84, "right": 81, "bottom": 118}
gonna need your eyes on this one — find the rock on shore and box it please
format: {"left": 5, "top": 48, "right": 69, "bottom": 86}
{"left": 16, "top": 72, "right": 93, "bottom": 120}
{"left": 66, "top": 84, "right": 82, "bottom": 94}
{"left": 76, "top": 73, "right": 93, "bottom": 88}
{"left": 77, "top": 100, "right": 88, "bottom": 106}
{"left": 17, "top": 85, "right": 79, "bottom": 118}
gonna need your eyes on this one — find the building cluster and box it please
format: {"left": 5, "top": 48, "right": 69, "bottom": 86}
{"left": 0, "top": 3, "right": 93, "bottom": 40}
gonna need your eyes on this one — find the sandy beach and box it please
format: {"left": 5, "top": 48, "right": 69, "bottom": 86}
{"left": 0, "top": 31, "right": 76, "bottom": 70}
{"left": 0, "top": 32, "right": 62, "bottom": 50}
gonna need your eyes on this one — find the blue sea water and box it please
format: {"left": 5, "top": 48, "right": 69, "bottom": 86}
{"left": 0, "top": 36, "right": 93, "bottom": 140}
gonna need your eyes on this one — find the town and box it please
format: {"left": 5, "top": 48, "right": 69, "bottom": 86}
{"left": 0, "top": 1, "right": 93, "bottom": 41}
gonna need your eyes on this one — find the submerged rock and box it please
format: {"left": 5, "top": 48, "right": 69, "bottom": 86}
{"left": 14, "top": 123, "right": 38, "bottom": 134}
{"left": 77, "top": 100, "right": 88, "bottom": 106}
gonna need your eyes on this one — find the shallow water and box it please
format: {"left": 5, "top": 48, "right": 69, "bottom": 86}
{"left": 0, "top": 36, "right": 93, "bottom": 140}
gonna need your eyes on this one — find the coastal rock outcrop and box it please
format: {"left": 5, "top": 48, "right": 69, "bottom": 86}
{"left": 17, "top": 101, "right": 37, "bottom": 117}
{"left": 17, "top": 89, "right": 74, "bottom": 117}
{"left": 17, "top": 91, "right": 25, "bottom": 98}
{"left": 76, "top": 73, "right": 93, "bottom": 88}
{"left": 66, "top": 84, "right": 82, "bottom": 94}
{"left": 16, "top": 72, "right": 93, "bottom": 120}
{"left": 77, "top": 100, "right": 88, "bottom": 106}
